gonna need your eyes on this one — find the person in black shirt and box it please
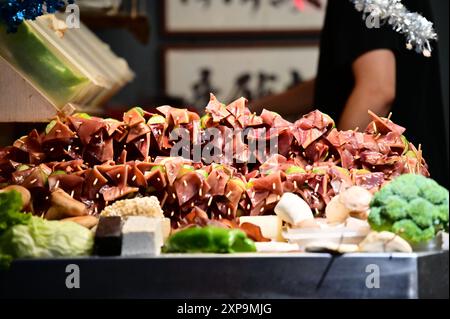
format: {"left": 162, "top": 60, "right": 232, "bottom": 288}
{"left": 252, "top": 0, "right": 448, "bottom": 188}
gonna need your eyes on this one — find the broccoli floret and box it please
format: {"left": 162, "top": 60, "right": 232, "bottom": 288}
{"left": 392, "top": 220, "right": 435, "bottom": 244}
{"left": 420, "top": 181, "right": 448, "bottom": 205}
{"left": 392, "top": 180, "right": 420, "bottom": 200}
{"left": 371, "top": 186, "right": 394, "bottom": 206}
{"left": 368, "top": 207, "right": 390, "bottom": 231}
{"left": 406, "top": 198, "right": 435, "bottom": 228}
{"left": 369, "top": 174, "right": 449, "bottom": 244}
{"left": 435, "top": 204, "right": 449, "bottom": 232}
{"left": 383, "top": 195, "right": 408, "bottom": 220}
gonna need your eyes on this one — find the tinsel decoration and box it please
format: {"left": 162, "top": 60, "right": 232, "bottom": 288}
{"left": 0, "top": 0, "right": 74, "bottom": 33}
{"left": 350, "top": 0, "right": 438, "bottom": 57}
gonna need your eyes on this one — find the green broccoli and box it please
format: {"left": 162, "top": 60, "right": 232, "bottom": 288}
{"left": 369, "top": 174, "right": 449, "bottom": 244}
{"left": 435, "top": 204, "right": 449, "bottom": 233}
{"left": 384, "top": 196, "right": 408, "bottom": 220}
{"left": 368, "top": 207, "right": 392, "bottom": 232}
{"left": 420, "top": 179, "right": 448, "bottom": 204}
{"left": 392, "top": 220, "right": 435, "bottom": 244}
{"left": 406, "top": 198, "right": 436, "bottom": 228}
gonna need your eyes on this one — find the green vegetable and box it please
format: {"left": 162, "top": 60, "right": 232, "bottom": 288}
{"left": 163, "top": 226, "right": 257, "bottom": 254}
{"left": 126, "top": 107, "right": 145, "bottom": 117}
{"left": 200, "top": 114, "right": 212, "bottom": 129}
{"left": 0, "top": 191, "right": 32, "bottom": 236}
{"left": 212, "top": 164, "right": 224, "bottom": 170}
{"left": 45, "top": 120, "right": 57, "bottom": 134}
{"left": 148, "top": 115, "right": 166, "bottom": 125}
{"left": 73, "top": 113, "right": 91, "bottom": 119}
{"left": 391, "top": 220, "right": 435, "bottom": 244}
{"left": 354, "top": 169, "right": 370, "bottom": 176}
{"left": 151, "top": 165, "right": 166, "bottom": 173}
{"left": 177, "top": 165, "right": 195, "bottom": 177}
{"left": 50, "top": 170, "right": 66, "bottom": 176}
{"left": 0, "top": 191, "right": 32, "bottom": 268}
{"left": 286, "top": 166, "right": 306, "bottom": 175}
{"left": 0, "top": 190, "right": 93, "bottom": 268}
{"left": 369, "top": 174, "right": 449, "bottom": 243}
{"left": 134, "top": 107, "right": 145, "bottom": 117}
{"left": 229, "top": 178, "right": 246, "bottom": 191}
{"left": 405, "top": 151, "right": 417, "bottom": 159}
{"left": 401, "top": 135, "right": 409, "bottom": 155}
{"left": 312, "top": 167, "right": 327, "bottom": 175}
{"left": 196, "top": 170, "right": 209, "bottom": 178}
{"left": 0, "top": 218, "right": 93, "bottom": 260}
{"left": 125, "top": 107, "right": 145, "bottom": 122}
{"left": 17, "top": 165, "right": 30, "bottom": 172}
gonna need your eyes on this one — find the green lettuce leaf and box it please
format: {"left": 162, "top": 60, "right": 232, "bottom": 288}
{"left": 0, "top": 218, "right": 94, "bottom": 260}
{"left": 0, "top": 191, "right": 31, "bottom": 236}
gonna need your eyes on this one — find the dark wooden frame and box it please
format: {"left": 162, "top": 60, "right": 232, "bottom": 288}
{"left": 160, "top": 0, "right": 324, "bottom": 37}
{"left": 160, "top": 41, "right": 320, "bottom": 97}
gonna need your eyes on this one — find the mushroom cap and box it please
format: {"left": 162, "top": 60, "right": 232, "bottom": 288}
{"left": 340, "top": 186, "right": 373, "bottom": 213}
{"left": 359, "top": 231, "right": 413, "bottom": 253}
{"left": 325, "top": 195, "right": 350, "bottom": 224}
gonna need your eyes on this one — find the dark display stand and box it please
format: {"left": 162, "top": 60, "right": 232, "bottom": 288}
{"left": 1, "top": 251, "right": 448, "bottom": 299}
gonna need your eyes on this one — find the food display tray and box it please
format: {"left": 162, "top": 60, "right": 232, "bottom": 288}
{"left": 0, "top": 251, "right": 448, "bottom": 299}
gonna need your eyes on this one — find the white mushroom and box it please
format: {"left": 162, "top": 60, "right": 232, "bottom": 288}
{"left": 340, "top": 186, "right": 373, "bottom": 213}
{"left": 359, "top": 231, "right": 413, "bottom": 253}
{"left": 326, "top": 187, "right": 373, "bottom": 224}
{"left": 325, "top": 195, "right": 350, "bottom": 224}
{"left": 275, "top": 193, "right": 314, "bottom": 226}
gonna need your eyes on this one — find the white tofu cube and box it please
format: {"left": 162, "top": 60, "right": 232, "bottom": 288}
{"left": 122, "top": 217, "right": 163, "bottom": 256}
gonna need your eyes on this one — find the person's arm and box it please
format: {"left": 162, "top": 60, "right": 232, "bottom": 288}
{"left": 338, "top": 49, "right": 396, "bottom": 130}
{"left": 250, "top": 78, "right": 316, "bottom": 116}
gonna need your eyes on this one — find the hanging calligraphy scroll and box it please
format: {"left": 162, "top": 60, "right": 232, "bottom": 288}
{"left": 162, "top": 43, "right": 320, "bottom": 109}
{"left": 162, "top": 0, "right": 327, "bottom": 36}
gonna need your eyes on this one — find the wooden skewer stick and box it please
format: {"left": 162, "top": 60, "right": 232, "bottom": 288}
{"left": 160, "top": 192, "right": 168, "bottom": 207}
{"left": 387, "top": 112, "right": 393, "bottom": 121}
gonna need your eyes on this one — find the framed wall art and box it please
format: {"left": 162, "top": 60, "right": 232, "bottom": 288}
{"left": 162, "top": 0, "right": 327, "bottom": 36}
{"left": 162, "top": 43, "right": 320, "bottom": 110}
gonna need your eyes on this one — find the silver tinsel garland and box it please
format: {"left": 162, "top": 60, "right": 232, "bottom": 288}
{"left": 350, "top": 0, "right": 438, "bottom": 57}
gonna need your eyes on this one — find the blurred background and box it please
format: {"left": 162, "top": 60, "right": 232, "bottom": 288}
{"left": 93, "top": 0, "right": 448, "bottom": 114}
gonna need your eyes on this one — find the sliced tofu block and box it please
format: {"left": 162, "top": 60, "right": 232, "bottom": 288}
{"left": 122, "top": 217, "right": 163, "bottom": 256}
{"left": 94, "top": 216, "right": 122, "bottom": 256}
{"left": 239, "top": 215, "right": 283, "bottom": 242}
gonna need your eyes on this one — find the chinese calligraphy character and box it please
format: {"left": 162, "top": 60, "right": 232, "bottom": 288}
{"left": 191, "top": 68, "right": 219, "bottom": 107}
